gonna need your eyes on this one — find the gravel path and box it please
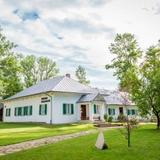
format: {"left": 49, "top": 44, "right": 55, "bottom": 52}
{"left": 0, "top": 126, "right": 123, "bottom": 156}
{"left": 0, "top": 129, "right": 97, "bottom": 156}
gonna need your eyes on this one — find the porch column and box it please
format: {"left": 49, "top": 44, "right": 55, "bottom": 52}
{"left": 100, "top": 103, "right": 105, "bottom": 121}
{"left": 89, "top": 103, "right": 93, "bottom": 121}
{"left": 77, "top": 103, "right": 81, "bottom": 121}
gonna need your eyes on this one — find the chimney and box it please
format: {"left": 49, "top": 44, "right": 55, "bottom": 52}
{"left": 65, "top": 73, "right": 71, "bottom": 78}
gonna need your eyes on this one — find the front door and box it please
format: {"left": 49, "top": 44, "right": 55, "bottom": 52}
{"left": 119, "top": 107, "right": 123, "bottom": 114}
{"left": 81, "top": 105, "right": 87, "bottom": 120}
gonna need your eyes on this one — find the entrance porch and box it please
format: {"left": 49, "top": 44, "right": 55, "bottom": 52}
{"left": 78, "top": 102, "right": 106, "bottom": 122}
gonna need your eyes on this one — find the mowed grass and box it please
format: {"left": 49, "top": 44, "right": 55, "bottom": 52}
{"left": 1, "top": 124, "right": 160, "bottom": 160}
{"left": 0, "top": 122, "right": 94, "bottom": 146}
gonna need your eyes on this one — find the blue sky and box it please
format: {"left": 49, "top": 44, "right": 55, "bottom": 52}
{"left": 0, "top": 0, "right": 160, "bottom": 89}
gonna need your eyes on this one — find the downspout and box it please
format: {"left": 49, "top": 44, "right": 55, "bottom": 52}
{"left": 45, "top": 93, "right": 53, "bottom": 124}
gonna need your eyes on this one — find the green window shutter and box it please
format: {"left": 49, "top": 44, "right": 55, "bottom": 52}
{"left": 93, "top": 104, "right": 96, "bottom": 114}
{"left": 20, "top": 107, "right": 22, "bottom": 116}
{"left": 45, "top": 104, "right": 47, "bottom": 115}
{"left": 39, "top": 105, "right": 41, "bottom": 115}
{"left": 24, "top": 107, "right": 28, "bottom": 115}
{"left": 9, "top": 109, "right": 11, "bottom": 116}
{"left": 132, "top": 109, "right": 135, "bottom": 115}
{"left": 71, "top": 104, "right": 74, "bottom": 114}
{"left": 23, "top": 107, "right": 26, "bottom": 115}
{"left": 127, "top": 110, "right": 130, "bottom": 115}
{"left": 63, "top": 104, "right": 66, "bottom": 114}
{"left": 108, "top": 108, "right": 111, "bottom": 115}
{"left": 18, "top": 107, "right": 22, "bottom": 116}
{"left": 29, "top": 106, "right": 32, "bottom": 115}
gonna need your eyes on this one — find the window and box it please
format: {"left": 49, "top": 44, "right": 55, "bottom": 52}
{"left": 23, "top": 106, "right": 28, "bottom": 116}
{"left": 15, "top": 107, "right": 18, "bottom": 116}
{"left": 15, "top": 106, "right": 32, "bottom": 116}
{"left": 127, "top": 109, "right": 137, "bottom": 115}
{"left": 63, "top": 104, "right": 74, "bottom": 115}
{"left": 108, "top": 108, "right": 115, "bottom": 115}
{"left": 39, "top": 104, "right": 47, "bottom": 115}
{"left": 18, "top": 107, "right": 22, "bottom": 116}
{"left": 132, "top": 109, "right": 135, "bottom": 115}
{"left": 6, "top": 108, "right": 11, "bottom": 117}
{"left": 29, "top": 106, "right": 32, "bottom": 115}
{"left": 93, "top": 104, "right": 99, "bottom": 114}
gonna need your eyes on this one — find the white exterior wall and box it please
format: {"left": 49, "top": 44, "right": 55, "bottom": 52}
{"left": 3, "top": 94, "right": 51, "bottom": 123}
{"left": 52, "top": 92, "right": 82, "bottom": 124}
{"left": 89, "top": 101, "right": 105, "bottom": 121}
{"left": 106, "top": 105, "right": 140, "bottom": 120}
{"left": 3, "top": 92, "right": 144, "bottom": 124}
{"left": 3, "top": 92, "right": 83, "bottom": 124}
{"left": 106, "top": 105, "right": 119, "bottom": 120}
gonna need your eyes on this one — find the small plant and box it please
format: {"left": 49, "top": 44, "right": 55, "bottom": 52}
{"left": 118, "top": 114, "right": 127, "bottom": 122}
{"left": 104, "top": 113, "right": 108, "bottom": 122}
{"left": 108, "top": 116, "right": 113, "bottom": 122}
{"left": 130, "top": 118, "right": 139, "bottom": 126}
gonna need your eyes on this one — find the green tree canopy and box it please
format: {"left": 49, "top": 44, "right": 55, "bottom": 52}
{"left": 106, "top": 33, "right": 160, "bottom": 129}
{"left": 21, "top": 55, "right": 59, "bottom": 87}
{"left": 75, "top": 65, "right": 90, "bottom": 85}
{"left": 0, "top": 29, "right": 23, "bottom": 99}
{"left": 106, "top": 33, "right": 142, "bottom": 91}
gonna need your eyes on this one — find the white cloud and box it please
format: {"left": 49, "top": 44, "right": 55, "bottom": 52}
{"left": 0, "top": 0, "right": 160, "bottom": 90}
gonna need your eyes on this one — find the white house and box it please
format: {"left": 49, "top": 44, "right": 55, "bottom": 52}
{"left": 3, "top": 74, "right": 140, "bottom": 124}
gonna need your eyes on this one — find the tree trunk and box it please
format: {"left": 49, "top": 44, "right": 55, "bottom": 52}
{"left": 127, "top": 123, "right": 131, "bottom": 147}
{"left": 157, "top": 115, "right": 160, "bottom": 130}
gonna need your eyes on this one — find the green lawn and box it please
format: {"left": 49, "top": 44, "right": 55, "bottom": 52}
{"left": 0, "top": 124, "right": 160, "bottom": 160}
{"left": 0, "top": 122, "right": 94, "bottom": 146}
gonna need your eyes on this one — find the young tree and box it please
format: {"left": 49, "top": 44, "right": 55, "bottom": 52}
{"left": 0, "top": 29, "right": 23, "bottom": 99}
{"left": 21, "top": 55, "right": 59, "bottom": 87}
{"left": 106, "top": 33, "right": 160, "bottom": 129}
{"left": 119, "top": 92, "right": 138, "bottom": 147}
{"left": 75, "top": 65, "right": 90, "bottom": 85}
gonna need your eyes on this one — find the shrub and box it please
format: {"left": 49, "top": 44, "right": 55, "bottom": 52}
{"left": 108, "top": 116, "right": 113, "bottom": 122}
{"left": 130, "top": 118, "right": 139, "bottom": 126}
{"left": 104, "top": 113, "right": 108, "bottom": 122}
{"left": 118, "top": 114, "right": 127, "bottom": 122}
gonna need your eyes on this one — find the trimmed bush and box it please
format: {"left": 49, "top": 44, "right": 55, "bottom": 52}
{"left": 108, "top": 116, "right": 113, "bottom": 122}
{"left": 118, "top": 114, "right": 127, "bottom": 122}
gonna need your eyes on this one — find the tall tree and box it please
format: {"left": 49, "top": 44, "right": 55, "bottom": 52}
{"left": 131, "top": 44, "right": 160, "bottom": 129}
{"left": 20, "top": 55, "right": 37, "bottom": 88}
{"left": 76, "top": 65, "right": 90, "bottom": 85}
{"left": 37, "top": 57, "right": 59, "bottom": 81}
{"left": 21, "top": 55, "right": 59, "bottom": 87}
{"left": 106, "top": 33, "right": 142, "bottom": 91}
{"left": 0, "top": 29, "right": 23, "bottom": 99}
{"left": 106, "top": 33, "right": 160, "bottom": 129}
